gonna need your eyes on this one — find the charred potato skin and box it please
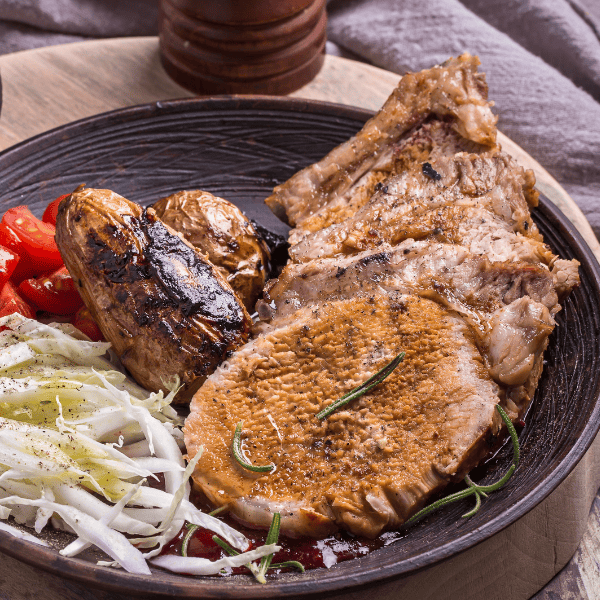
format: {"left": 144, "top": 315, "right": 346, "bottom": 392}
{"left": 152, "top": 191, "right": 271, "bottom": 312}
{"left": 55, "top": 188, "right": 251, "bottom": 403}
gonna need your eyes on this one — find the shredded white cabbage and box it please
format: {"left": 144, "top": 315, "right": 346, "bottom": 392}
{"left": 0, "top": 314, "right": 257, "bottom": 577}
{"left": 151, "top": 545, "right": 281, "bottom": 575}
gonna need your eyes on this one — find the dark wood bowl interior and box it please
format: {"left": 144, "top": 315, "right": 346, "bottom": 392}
{"left": 0, "top": 97, "right": 598, "bottom": 599}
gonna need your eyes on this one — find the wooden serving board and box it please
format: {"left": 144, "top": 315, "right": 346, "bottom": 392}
{"left": 0, "top": 37, "right": 598, "bottom": 600}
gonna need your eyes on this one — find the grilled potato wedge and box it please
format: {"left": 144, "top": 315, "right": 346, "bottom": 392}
{"left": 55, "top": 188, "right": 251, "bottom": 404}
{"left": 152, "top": 190, "right": 270, "bottom": 312}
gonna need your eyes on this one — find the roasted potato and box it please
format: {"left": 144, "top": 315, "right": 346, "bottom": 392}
{"left": 55, "top": 188, "right": 251, "bottom": 404}
{"left": 152, "top": 191, "right": 271, "bottom": 312}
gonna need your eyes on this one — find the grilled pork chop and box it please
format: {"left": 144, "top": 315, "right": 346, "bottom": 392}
{"left": 185, "top": 243, "right": 563, "bottom": 538}
{"left": 289, "top": 151, "right": 552, "bottom": 266}
{"left": 185, "top": 293, "right": 506, "bottom": 538}
{"left": 266, "top": 54, "right": 498, "bottom": 245}
{"left": 185, "top": 54, "right": 580, "bottom": 538}
{"left": 260, "top": 241, "right": 563, "bottom": 413}
{"left": 185, "top": 239, "right": 561, "bottom": 536}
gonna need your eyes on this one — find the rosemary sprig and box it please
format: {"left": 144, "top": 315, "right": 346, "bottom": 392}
{"left": 257, "top": 512, "right": 281, "bottom": 582}
{"left": 180, "top": 506, "right": 228, "bottom": 557}
{"left": 405, "top": 404, "right": 520, "bottom": 525}
{"left": 232, "top": 421, "right": 274, "bottom": 473}
{"left": 316, "top": 351, "right": 406, "bottom": 420}
{"left": 212, "top": 537, "right": 304, "bottom": 576}
{"left": 270, "top": 561, "right": 305, "bottom": 573}
{"left": 207, "top": 505, "right": 228, "bottom": 517}
{"left": 211, "top": 512, "right": 300, "bottom": 584}
{"left": 181, "top": 522, "right": 197, "bottom": 557}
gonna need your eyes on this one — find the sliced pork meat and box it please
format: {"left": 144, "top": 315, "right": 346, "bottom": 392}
{"left": 265, "top": 54, "right": 498, "bottom": 241}
{"left": 185, "top": 294, "right": 505, "bottom": 538}
{"left": 185, "top": 242, "right": 562, "bottom": 537}
{"left": 259, "top": 242, "right": 560, "bottom": 413}
{"left": 263, "top": 241, "right": 561, "bottom": 325}
{"left": 289, "top": 151, "right": 550, "bottom": 265}
{"left": 184, "top": 54, "right": 581, "bottom": 539}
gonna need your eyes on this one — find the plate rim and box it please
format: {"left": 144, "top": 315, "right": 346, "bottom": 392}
{"left": 0, "top": 95, "right": 599, "bottom": 598}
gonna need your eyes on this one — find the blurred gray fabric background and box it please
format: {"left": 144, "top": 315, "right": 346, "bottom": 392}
{"left": 0, "top": 0, "right": 599, "bottom": 238}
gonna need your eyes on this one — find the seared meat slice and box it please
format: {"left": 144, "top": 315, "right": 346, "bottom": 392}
{"left": 152, "top": 190, "right": 271, "bottom": 312}
{"left": 185, "top": 243, "right": 563, "bottom": 538}
{"left": 290, "top": 151, "right": 551, "bottom": 265}
{"left": 263, "top": 241, "right": 563, "bottom": 325}
{"left": 186, "top": 294, "right": 509, "bottom": 538}
{"left": 55, "top": 188, "right": 251, "bottom": 403}
{"left": 393, "top": 119, "right": 501, "bottom": 176}
{"left": 260, "top": 241, "right": 563, "bottom": 414}
{"left": 265, "top": 54, "right": 498, "bottom": 241}
{"left": 286, "top": 120, "right": 499, "bottom": 247}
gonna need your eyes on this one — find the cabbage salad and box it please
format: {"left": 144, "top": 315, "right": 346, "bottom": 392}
{"left": 0, "top": 314, "right": 279, "bottom": 575}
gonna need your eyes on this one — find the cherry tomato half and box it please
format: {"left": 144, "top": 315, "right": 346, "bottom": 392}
{"left": 0, "top": 245, "right": 20, "bottom": 289}
{"left": 2, "top": 206, "right": 63, "bottom": 274}
{"left": 70, "top": 305, "right": 103, "bottom": 341}
{"left": 18, "top": 266, "right": 83, "bottom": 315}
{"left": 0, "top": 281, "right": 36, "bottom": 324}
{"left": 0, "top": 222, "right": 21, "bottom": 255}
{"left": 42, "top": 194, "right": 70, "bottom": 226}
{"left": 0, "top": 223, "right": 35, "bottom": 283}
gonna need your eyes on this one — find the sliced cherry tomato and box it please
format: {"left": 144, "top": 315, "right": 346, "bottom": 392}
{"left": 0, "top": 225, "right": 37, "bottom": 283}
{"left": 42, "top": 194, "right": 70, "bottom": 226}
{"left": 0, "top": 281, "right": 36, "bottom": 324}
{"left": 0, "top": 245, "right": 20, "bottom": 289}
{"left": 71, "top": 305, "right": 103, "bottom": 341}
{"left": 0, "top": 222, "right": 21, "bottom": 255}
{"left": 18, "top": 266, "right": 83, "bottom": 315}
{"left": 0, "top": 223, "right": 52, "bottom": 283}
{"left": 2, "top": 206, "right": 63, "bottom": 274}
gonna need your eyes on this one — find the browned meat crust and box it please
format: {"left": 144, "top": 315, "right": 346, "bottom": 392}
{"left": 265, "top": 54, "right": 498, "bottom": 239}
{"left": 55, "top": 188, "right": 251, "bottom": 403}
{"left": 289, "top": 151, "right": 551, "bottom": 265}
{"left": 185, "top": 294, "right": 506, "bottom": 537}
{"left": 186, "top": 243, "right": 560, "bottom": 538}
{"left": 260, "top": 241, "right": 560, "bottom": 413}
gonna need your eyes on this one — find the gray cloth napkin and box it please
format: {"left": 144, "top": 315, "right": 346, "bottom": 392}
{"left": 0, "top": 0, "right": 157, "bottom": 53}
{"left": 0, "top": 0, "right": 599, "bottom": 239}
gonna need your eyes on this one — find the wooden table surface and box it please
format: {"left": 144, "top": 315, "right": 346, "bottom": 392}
{"left": 0, "top": 37, "right": 598, "bottom": 600}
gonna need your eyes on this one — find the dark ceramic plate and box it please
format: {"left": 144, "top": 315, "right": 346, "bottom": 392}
{"left": 0, "top": 97, "right": 599, "bottom": 599}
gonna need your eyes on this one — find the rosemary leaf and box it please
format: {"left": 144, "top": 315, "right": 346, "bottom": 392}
{"left": 270, "top": 561, "right": 306, "bottom": 573}
{"left": 232, "top": 421, "right": 274, "bottom": 473}
{"left": 316, "top": 351, "right": 406, "bottom": 420}
{"left": 257, "top": 512, "right": 281, "bottom": 582}
{"left": 212, "top": 536, "right": 239, "bottom": 556}
{"left": 461, "top": 484, "right": 482, "bottom": 519}
{"left": 405, "top": 403, "right": 520, "bottom": 525}
{"left": 208, "top": 505, "right": 228, "bottom": 517}
{"left": 180, "top": 523, "right": 199, "bottom": 557}
{"left": 180, "top": 504, "right": 228, "bottom": 556}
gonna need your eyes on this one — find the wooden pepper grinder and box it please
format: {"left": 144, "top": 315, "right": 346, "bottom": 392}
{"left": 159, "top": 0, "right": 327, "bottom": 95}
